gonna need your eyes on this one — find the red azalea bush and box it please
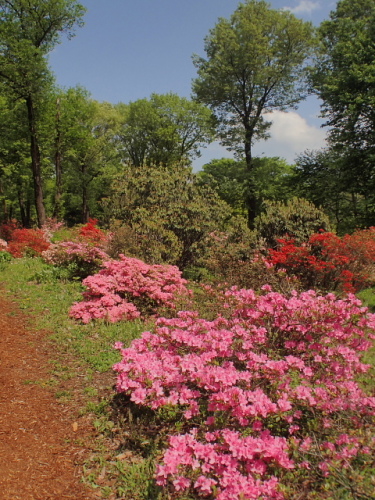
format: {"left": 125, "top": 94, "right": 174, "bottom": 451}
{"left": 267, "top": 228, "right": 375, "bottom": 293}
{"left": 70, "top": 254, "right": 189, "bottom": 323}
{"left": 78, "top": 218, "right": 109, "bottom": 247}
{"left": 7, "top": 228, "right": 50, "bottom": 258}
{"left": 113, "top": 287, "right": 375, "bottom": 499}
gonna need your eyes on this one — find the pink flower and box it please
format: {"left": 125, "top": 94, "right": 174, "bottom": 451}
{"left": 172, "top": 476, "right": 190, "bottom": 491}
{"left": 194, "top": 475, "right": 216, "bottom": 494}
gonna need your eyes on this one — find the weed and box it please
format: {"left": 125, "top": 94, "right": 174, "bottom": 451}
{"left": 55, "top": 390, "right": 72, "bottom": 401}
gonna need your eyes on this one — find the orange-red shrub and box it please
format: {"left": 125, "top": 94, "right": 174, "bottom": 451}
{"left": 7, "top": 229, "right": 50, "bottom": 258}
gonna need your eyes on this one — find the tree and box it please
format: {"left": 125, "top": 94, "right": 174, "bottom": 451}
{"left": 192, "top": 0, "right": 315, "bottom": 227}
{"left": 116, "top": 93, "right": 216, "bottom": 167}
{"left": 255, "top": 197, "right": 331, "bottom": 248}
{"left": 198, "top": 156, "right": 294, "bottom": 216}
{"left": 311, "top": 0, "right": 375, "bottom": 227}
{"left": 0, "top": 94, "right": 33, "bottom": 224}
{"left": 291, "top": 149, "right": 372, "bottom": 233}
{"left": 312, "top": 0, "right": 375, "bottom": 152}
{"left": 50, "top": 87, "right": 119, "bottom": 223}
{"left": 0, "top": 0, "right": 85, "bottom": 226}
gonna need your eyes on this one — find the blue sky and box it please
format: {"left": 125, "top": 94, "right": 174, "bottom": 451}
{"left": 49, "top": 0, "right": 338, "bottom": 169}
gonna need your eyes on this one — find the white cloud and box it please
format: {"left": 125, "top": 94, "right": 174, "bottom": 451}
{"left": 283, "top": 1, "right": 321, "bottom": 15}
{"left": 253, "top": 110, "right": 327, "bottom": 163}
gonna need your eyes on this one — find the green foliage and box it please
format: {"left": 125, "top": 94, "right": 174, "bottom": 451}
{"left": 357, "top": 288, "right": 375, "bottom": 312}
{"left": 48, "top": 87, "right": 120, "bottom": 223}
{"left": 0, "top": 96, "right": 35, "bottom": 225}
{"left": 199, "top": 158, "right": 248, "bottom": 214}
{"left": 112, "top": 457, "right": 163, "bottom": 500}
{"left": 255, "top": 197, "right": 331, "bottom": 248}
{"left": 199, "top": 156, "right": 295, "bottom": 217}
{"left": 0, "top": 249, "right": 12, "bottom": 268}
{"left": 291, "top": 149, "right": 369, "bottom": 234}
{"left": 115, "top": 93, "right": 215, "bottom": 168}
{"left": 197, "top": 216, "right": 301, "bottom": 292}
{"left": 104, "top": 164, "right": 233, "bottom": 269}
{"left": 0, "top": 0, "right": 86, "bottom": 226}
{"left": 312, "top": 0, "right": 375, "bottom": 149}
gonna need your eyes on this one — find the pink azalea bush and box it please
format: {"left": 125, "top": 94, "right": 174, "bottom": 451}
{"left": 41, "top": 219, "right": 112, "bottom": 279}
{"left": 40, "top": 218, "right": 66, "bottom": 242}
{"left": 42, "top": 241, "right": 110, "bottom": 279}
{"left": 70, "top": 254, "right": 189, "bottom": 323}
{"left": 113, "top": 287, "right": 375, "bottom": 499}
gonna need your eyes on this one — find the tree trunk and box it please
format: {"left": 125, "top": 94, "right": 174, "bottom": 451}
{"left": 18, "top": 190, "right": 27, "bottom": 227}
{"left": 81, "top": 163, "right": 89, "bottom": 223}
{"left": 26, "top": 95, "right": 46, "bottom": 228}
{"left": 26, "top": 196, "right": 31, "bottom": 228}
{"left": 0, "top": 180, "right": 8, "bottom": 222}
{"left": 244, "top": 127, "right": 257, "bottom": 230}
{"left": 53, "top": 97, "right": 63, "bottom": 219}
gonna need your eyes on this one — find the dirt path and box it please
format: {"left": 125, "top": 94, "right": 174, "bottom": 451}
{"left": 0, "top": 291, "right": 99, "bottom": 500}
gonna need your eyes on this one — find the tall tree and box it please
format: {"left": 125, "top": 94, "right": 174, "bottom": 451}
{"left": 0, "top": 0, "right": 85, "bottom": 226}
{"left": 311, "top": 0, "right": 375, "bottom": 227}
{"left": 192, "top": 0, "right": 315, "bottom": 227}
{"left": 116, "top": 93, "right": 216, "bottom": 167}
{"left": 0, "top": 94, "right": 33, "bottom": 225}
{"left": 199, "top": 156, "right": 294, "bottom": 216}
{"left": 55, "top": 88, "right": 119, "bottom": 223}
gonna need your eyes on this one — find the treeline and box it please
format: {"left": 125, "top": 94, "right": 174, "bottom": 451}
{"left": 0, "top": 0, "right": 374, "bottom": 236}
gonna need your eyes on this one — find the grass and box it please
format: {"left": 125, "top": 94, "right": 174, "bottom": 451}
{"left": 357, "top": 287, "right": 375, "bottom": 312}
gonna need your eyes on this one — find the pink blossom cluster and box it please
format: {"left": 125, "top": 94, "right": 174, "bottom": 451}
{"left": 113, "top": 287, "right": 375, "bottom": 498}
{"left": 0, "top": 238, "right": 8, "bottom": 251}
{"left": 42, "top": 241, "right": 109, "bottom": 269}
{"left": 156, "top": 429, "right": 289, "bottom": 499}
{"left": 292, "top": 430, "right": 375, "bottom": 479}
{"left": 70, "top": 254, "right": 188, "bottom": 323}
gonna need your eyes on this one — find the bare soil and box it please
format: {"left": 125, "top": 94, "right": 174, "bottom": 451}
{"left": 0, "top": 291, "right": 100, "bottom": 500}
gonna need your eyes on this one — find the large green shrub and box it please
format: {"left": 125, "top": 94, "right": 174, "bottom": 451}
{"left": 103, "top": 164, "right": 233, "bottom": 270}
{"left": 255, "top": 198, "right": 331, "bottom": 248}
